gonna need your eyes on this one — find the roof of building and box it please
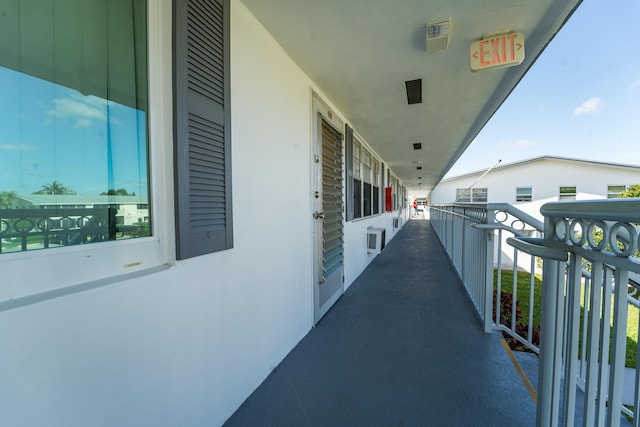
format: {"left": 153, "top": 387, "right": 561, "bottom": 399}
{"left": 440, "top": 156, "right": 640, "bottom": 183}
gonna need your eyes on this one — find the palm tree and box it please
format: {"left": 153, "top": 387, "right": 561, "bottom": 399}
{"left": 33, "top": 181, "right": 77, "bottom": 195}
{"left": 0, "top": 191, "right": 17, "bottom": 208}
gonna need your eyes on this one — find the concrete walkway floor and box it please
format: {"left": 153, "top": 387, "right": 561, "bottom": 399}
{"left": 224, "top": 219, "right": 536, "bottom": 426}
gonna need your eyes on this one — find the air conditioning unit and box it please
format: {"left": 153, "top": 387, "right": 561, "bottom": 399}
{"left": 367, "top": 227, "right": 386, "bottom": 254}
{"left": 393, "top": 217, "right": 401, "bottom": 229}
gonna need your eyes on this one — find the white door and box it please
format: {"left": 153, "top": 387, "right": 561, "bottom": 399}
{"left": 312, "top": 107, "right": 344, "bottom": 324}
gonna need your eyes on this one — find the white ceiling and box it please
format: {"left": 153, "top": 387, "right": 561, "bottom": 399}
{"left": 241, "top": 0, "right": 582, "bottom": 194}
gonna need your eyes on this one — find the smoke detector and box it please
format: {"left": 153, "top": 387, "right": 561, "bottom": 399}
{"left": 426, "top": 18, "right": 451, "bottom": 52}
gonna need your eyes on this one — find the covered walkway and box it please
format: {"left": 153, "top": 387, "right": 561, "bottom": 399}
{"left": 225, "top": 220, "right": 536, "bottom": 426}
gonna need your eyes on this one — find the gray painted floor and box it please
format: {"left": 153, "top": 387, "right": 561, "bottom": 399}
{"left": 224, "top": 219, "right": 536, "bottom": 426}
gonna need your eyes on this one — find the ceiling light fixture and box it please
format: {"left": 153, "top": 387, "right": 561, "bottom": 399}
{"left": 426, "top": 18, "right": 451, "bottom": 52}
{"left": 405, "top": 79, "right": 422, "bottom": 104}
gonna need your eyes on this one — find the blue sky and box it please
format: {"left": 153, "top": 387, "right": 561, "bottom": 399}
{"left": 0, "top": 67, "right": 148, "bottom": 196}
{"left": 445, "top": 0, "right": 640, "bottom": 177}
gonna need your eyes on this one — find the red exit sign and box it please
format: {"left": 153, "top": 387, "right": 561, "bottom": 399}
{"left": 470, "top": 33, "right": 524, "bottom": 71}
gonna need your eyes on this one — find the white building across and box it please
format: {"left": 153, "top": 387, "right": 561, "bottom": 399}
{"left": 430, "top": 156, "right": 640, "bottom": 219}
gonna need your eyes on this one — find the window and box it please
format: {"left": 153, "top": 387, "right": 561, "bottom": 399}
{"left": 516, "top": 187, "right": 533, "bottom": 203}
{"left": 472, "top": 188, "right": 487, "bottom": 203}
{"left": 345, "top": 127, "right": 381, "bottom": 220}
{"left": 174, "top": 0, "right": 232, "bottom": 259}
{"left": 0, "top": 0, "right": 150, "bottom": 255}
{"left": 0, "top": 0, "right": 171, "bottom": 302}
{"left": 559, "top": 186, "right": 577, "bottom": 200}
{"left": 392, "top": 176, "right": 398, "bottom": 210}
{"left": 455, "top": 188, "right": 471, "bottom": 203}
{"left": 607, "top": 185, "right": 628, "bottom": 199}
{"left": 372, "top": 160, "right": 380, "bottom": 215}
{"left": 455, "top": 187, "right": 487, "bottom": 203}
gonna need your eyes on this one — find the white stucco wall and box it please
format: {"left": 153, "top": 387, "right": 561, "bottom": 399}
{"left": 0, "top": 2, "right": 407, "bottom": 427}
{"left": 431, "top": 158, "right": 640, "bottom": 209}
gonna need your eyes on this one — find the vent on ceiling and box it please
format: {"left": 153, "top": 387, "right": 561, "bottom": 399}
{"left": 405, "top": 79, "right": 422, "bottom": 104}
{"left": 417, "top": 166, "right": 422, "bottom": 170}
{"left": 413, "top": 143, "right": 422, "bottom": 150}
{"left": 426, "top": 18, "right": 451, "bottom": 52}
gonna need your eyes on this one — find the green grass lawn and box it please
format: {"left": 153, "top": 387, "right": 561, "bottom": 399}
{"left": 494, "top": 269, "right": 542, "bottom": 331}
{"left": 494, "top": 268, "right": 639, "bottom": 368}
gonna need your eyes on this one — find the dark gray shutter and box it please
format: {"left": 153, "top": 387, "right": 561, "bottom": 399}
{"left": 345, "top": 124, "right": 354, "bottom": 221}
{"left": 174, "top": 0, "right": 232, "bottom": 259}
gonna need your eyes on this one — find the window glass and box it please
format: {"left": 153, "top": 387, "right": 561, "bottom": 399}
{"left": 472, "top": 188, "right": 488, "bottom": 203}
{"left": 372, "top": 159, "right": 380, "bottom": 214}
{"left": 393, "top": 176, "right": 399, "bottom": 210}
{"left": 516, "top": 187, "right": 532, "bottom": 203}
{"left": 372, "top": 186, "right": 380, "bottom": 215}
{"left": 0, "top": 0, "right": 149, "bottom": 254}
{"left": 559, "top": 186, "right": 577, "bottom": 200}
{"left": 353, "top": 140, "right": 361, "bottom": 179}
{"left": 607, "top": 185, "right": 627, "bottom": 199}
{"left": 456, "top": 188, "right": 470, "bottom": 202}
{"left": 353, "top": 179, "right": 362, "bottom": 219}
{"left": 362, "top": 148, "right": 371, "bottom": 169}
{"left": 372, "top": 159, "right": 380, "bottom": 187}
{"left": 351, "top": 138, "right": 383, "bottom": 219}
{"left": 456, "top": 188, "right": 486, "bottom": 202}
{"left": 363, "top": 182, "right": 372, "bottom": 217}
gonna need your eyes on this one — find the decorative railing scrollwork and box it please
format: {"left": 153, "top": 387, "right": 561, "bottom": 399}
{"left": 0, "top": 207, "right": 116, "bottom": 254}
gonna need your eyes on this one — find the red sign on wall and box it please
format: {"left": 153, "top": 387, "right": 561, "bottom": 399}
{"left": 385, "top": 187, "right": 393, "bottom": 212}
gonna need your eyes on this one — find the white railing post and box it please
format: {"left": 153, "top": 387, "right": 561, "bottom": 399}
{"left": 483, "top": 208, "right": 495, "bottom": 333}
{"left": 561, "top": 253, "right": 582, "bottom": 427}
{"left": 536, "top": 255, "right": 564, "bottom": 426}
{"left": 607, "top": 268, "right": 630, "bottom": 427}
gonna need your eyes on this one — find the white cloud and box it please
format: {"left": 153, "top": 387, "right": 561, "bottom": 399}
{"left": 572, "top": 97, "right": 604, "bottom": 117}
{"left": 47, "top": 94, "right": 108, "bottom": 128}
{"left": 630, "top": 79, "right": 640, "bottom": 89}
{"left": 504, "top": 139, "right": 537, "bottom": 150}
{"left": 0, "top": 143, "right": 35, "bottom": 151}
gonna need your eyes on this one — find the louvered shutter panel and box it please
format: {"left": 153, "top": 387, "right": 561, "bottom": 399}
{"left": 174, "top": 0, "right": 233, "bottom": 259}
{"left": 345, "top": 124, "right": 354, "bottom": 221}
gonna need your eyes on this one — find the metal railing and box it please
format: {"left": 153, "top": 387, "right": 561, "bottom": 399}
{"left": 432, "top": 199, "right": 640, "bottom": 426}
{"left": 431, "top": 202, "right": 543, "bottom": 339}
{"left": 0, "top": 207, "right": 147, "bottom": 253}
{"left": 430, "top": 203, "right": 494, "bottom": 332}
{"left": 509, "top": 199, "right": 640, "bottom": 426}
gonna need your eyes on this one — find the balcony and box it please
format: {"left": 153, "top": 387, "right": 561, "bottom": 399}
{"left": 226, "top": 199, "right": 640, "bottom": 426}
{"left": 226, "top": 219, "right": 536, "bottom": 426}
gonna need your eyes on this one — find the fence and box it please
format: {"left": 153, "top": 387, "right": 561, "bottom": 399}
{"left": 432, "top": 199, "right": 640, "bottom": 426}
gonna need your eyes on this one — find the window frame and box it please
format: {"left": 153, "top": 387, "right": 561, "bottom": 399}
{"left": 347, "top": 128, "right": 382, "bottom": 221}
{"left": 456, "top": 187, "right": 487, "bottom": 203}
{"left": 0, "top": 0, "right": 171, "bottom": 304}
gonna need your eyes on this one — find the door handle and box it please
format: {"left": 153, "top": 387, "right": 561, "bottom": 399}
{"left": 313, "top": 211, "right": 325, "bottom": 220}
